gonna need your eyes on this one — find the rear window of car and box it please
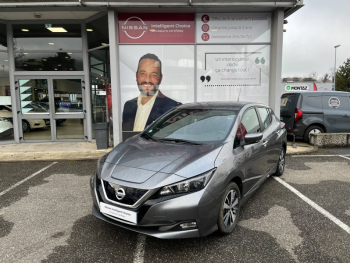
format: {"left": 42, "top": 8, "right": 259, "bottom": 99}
{"left": 281, "top": 94, "right": 299, "bottom": 116}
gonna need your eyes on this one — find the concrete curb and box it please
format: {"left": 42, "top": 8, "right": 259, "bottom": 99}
{"left": 0, "top": 150, "right": 111, "bottom": 162}
{"left": 286, "top": 144, "right": 318, "bottom": 156}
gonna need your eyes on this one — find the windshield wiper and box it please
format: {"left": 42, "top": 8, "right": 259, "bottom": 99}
{"left": 157, "top": 138, "right": 203, "bottom": 145}
{"left": 141, "top": 133, "right": 158, "bottom": 142}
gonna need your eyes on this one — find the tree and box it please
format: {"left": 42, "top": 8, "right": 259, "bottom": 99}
{"left": 308, "top": 71, "right": 318, "bottom": 81}
{"left": 319, "top": 73, "right": 332, "bottom": 83}
{"left": 335, "top": 58, "right": 350, "bottom": 92}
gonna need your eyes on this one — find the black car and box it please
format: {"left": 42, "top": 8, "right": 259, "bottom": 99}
{"left": 91, "top": 102, "right": 287, "bottom": 239}
{"left": 280, "top": 91, "right": 350, "bottom": 142}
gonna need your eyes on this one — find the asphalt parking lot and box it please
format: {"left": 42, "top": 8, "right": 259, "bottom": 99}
{"left": 1, "top": 149, "right": 350, "bottom": 263}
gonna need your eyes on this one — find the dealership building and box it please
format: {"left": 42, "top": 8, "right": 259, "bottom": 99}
{"left": 0, "top": 0, "right": 303, "bottom": 146}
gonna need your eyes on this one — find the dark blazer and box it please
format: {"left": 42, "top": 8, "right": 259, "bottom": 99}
{"left": 122, "top": 91, "right": 182, "bottom": 131}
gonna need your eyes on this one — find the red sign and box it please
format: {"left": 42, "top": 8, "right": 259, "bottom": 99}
{"left": 118, "top": 13, "right": 195, "bottom": 43}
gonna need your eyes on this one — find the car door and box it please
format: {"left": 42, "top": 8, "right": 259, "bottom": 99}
{"left": 234, "top": 107, "right": 266, "bottom": 194}
{"left": 322, "top": 95, "right": 350, "bottom": 132}
{"left": 257, "top": 107, "right": 281, "bottom": 172}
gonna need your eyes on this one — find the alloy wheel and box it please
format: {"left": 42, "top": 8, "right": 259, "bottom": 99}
{"left": 223, "top": 190, "right": 238, "bottom": 228}
{"left": 279, "top": 150, "right": 285, "bottom": 173}
{"left": 22, "top": 121, "right": 29, "bottom": 132}
{"left": 308, "top": 128, "right": 322, "bottom": 140}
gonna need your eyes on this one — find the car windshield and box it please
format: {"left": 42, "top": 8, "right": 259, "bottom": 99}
{"left": 143, "top": 109, "right": 237, "bottom": 144}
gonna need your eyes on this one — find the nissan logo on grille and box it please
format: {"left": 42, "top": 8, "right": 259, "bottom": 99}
{"left": 116, "top": 188, "right": 126, "bottom": 200}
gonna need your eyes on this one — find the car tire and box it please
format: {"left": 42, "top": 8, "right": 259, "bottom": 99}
{"left": 304, "top": 125, "right": 324, "bottom": 143}
{"left": 22, "top": 120, "right": 30, "bottom": 133}
{"left": 217, "top": 182, "right": 240, "bottom": 234}
{"left": 272, "top": 147, "right": 286, "bottom": 177}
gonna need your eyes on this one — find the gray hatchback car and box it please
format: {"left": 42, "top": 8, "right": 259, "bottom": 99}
{"left": 90, "top": 102, "right": 287, "bottom": 239}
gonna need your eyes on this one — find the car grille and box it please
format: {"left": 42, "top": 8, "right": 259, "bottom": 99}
{"left": 102, "top": 180, "right": 148, "bottom": 206}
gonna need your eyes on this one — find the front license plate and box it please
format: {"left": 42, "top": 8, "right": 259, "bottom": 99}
{"left": 100, "top": 202, "right": 137, "bottom": 224}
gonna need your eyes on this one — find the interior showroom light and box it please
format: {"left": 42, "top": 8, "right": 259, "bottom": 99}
{"left": 22, "top": 29, "right": 29, "bottom": 32}
{"left": 48, "top": 43, "right": 55, "bottom": 45}
{"left": 47, "top": 27, "right": 67, "bottom": 33}
{"left": 87, "top": 29, "right": 93, "bottom": 32}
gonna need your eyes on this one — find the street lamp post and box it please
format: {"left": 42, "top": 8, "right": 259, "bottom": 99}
{"left": 334, "top": 45, "right": 341, "bottom": 91}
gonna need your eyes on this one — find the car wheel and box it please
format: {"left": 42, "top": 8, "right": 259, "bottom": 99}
{"left": 22, "top": 120, "right": 30, "bottom": 133}
{"left": 304, "top": 125, "right": 324, "bottom": 143}
{"left": 272, "top": 147, "right": 286, "bottom": 177}
{"left": 217, "top": 182, "right": 240, "bottom": 234}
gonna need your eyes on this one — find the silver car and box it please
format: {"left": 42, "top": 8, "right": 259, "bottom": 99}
{"left": 90, "top": 102, "right": 287, "bottom": 239}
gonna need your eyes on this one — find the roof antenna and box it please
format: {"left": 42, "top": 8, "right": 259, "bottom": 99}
{"left": 237, "top": 87, "right": 242, "bottom": 101}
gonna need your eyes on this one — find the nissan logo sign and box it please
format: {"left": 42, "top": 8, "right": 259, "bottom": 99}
{"left": 116, "top": 188, "right": 126, "bottom": 200}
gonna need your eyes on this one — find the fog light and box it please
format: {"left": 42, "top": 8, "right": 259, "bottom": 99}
{"left": 180, "top": 222, "right": 197, "bottom": 229}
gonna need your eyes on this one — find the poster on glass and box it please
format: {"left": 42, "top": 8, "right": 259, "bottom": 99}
{"left": 119, "top": 45, "right": 195, "bottom": 140}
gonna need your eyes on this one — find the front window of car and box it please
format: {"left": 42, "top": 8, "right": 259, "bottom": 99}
{"left": 234, "top": 108, "right": 261, "bottom": 148}
{"left": 143, "top": 109, "right": 237, "bottom": 144}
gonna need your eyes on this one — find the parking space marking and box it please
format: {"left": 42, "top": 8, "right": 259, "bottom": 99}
{"left": 339, "top": 155, "right": 350, "bottom": 161}
{"left": 292, "top": 154, "right": 350, "bottom": 157}
{"left": 133, "top": 234, "right": 146, "bottom": 263}
{"left": 0, "top": 162, "right": 57, "bottom": 198}
{"left": 274, "top": 177, "right": 350, "bottom": 234}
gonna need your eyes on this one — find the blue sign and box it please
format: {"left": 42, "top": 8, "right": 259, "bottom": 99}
{"left": 59, "top": 101, "right": 71, "bottom": 107}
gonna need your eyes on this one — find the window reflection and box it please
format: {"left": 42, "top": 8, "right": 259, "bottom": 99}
{"left": 15, "top": 52, "right": 83, "bottom": 71}
{"left": 0, "top": 24, "right": 7, "bottom": 51}
{"left": 18, "top": 79, "right": 50, "bottom": 114}
{"left": 56, "top": 119, "right": 84, "bottom": 139}
{"left": 13, "top": 24, "right": 82, "bottom": 51}
{"left": 53, "top": 79, "right": 83, "bottom": 113}
{"left": 86, "top": 15, "right": 109, "bottom": 50}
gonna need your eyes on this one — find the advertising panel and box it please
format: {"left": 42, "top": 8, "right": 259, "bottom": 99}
{"left": 196, "top": 13, "right": 271, "bottom": 43}
{"left": 119, "top": 45, "right": 194, "bottom": 138}
{"left": 118, "top": 13, "right": 195, "bottom": 43}
{"left": 197, "top": 45, "right": 270, "bottom": 104}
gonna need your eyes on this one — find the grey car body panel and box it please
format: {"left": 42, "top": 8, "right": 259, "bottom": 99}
{"left": 101, "top": 136, "right": 224, "bottom": 189}
{"left": 281, "top": 91, "right": 350, "bottom": 138}
{"left": 92, "top": 101, "right": 287, "bottom": 239}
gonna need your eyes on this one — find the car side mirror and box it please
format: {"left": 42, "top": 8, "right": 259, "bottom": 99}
{"left": 242, "top": 133, "right": 263, "bottom": 146}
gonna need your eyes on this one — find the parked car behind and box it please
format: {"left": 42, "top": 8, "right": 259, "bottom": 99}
{"left": 280, "top": 91, "right": 350, "bottom": 142}
{"left": 0, "top": 105, "right": 46, "bottom": 132}
{"left": 90, "top": 102, "right": 287, "bottom": 239}
{"left": 0, "top": 117, "right": 13, "bottom": 140}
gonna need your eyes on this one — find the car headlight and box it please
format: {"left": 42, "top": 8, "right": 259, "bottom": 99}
{"left": 96, "top": 153, "right": 109, "bottom": 179}
{"left": 158, "top": 169, "right": 216, "bottom": 196}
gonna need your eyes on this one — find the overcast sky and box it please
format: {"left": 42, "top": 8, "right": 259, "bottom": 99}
{"left": 282, "top": 0, "right": 350, "bottom": 79}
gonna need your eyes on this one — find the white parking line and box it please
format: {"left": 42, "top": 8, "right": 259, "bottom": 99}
{"left": 339, "top": 155, "right": 350, "bottom": 161}
{"left": 133, "top": 234, "right": 146, "bottom": 263}
{"left": 0, "top": 162, "right": 57, "bottom": 198}
{"left": 274, "top": 177, "right": 350, "bottom": 234}
{"left": 292, "top": 154, "right": 350, "bottom": 157}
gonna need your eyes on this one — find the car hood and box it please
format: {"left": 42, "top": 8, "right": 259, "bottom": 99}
{"left": 100, "top": 135, "right": 223, "bottom": 189}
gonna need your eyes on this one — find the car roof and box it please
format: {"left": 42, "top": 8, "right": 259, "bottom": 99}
{"left": 283, "top": 91, "right": 350, "bottom": 96}
{"left": 176, "top": 101, "right": 268, "bottom": 111}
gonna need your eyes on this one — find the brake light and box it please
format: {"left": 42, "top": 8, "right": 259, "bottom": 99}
{"left": 294, "top": 109, "right": 302, "bottom": 121}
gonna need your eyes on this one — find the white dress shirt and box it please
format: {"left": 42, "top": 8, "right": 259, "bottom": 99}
{"left": 133, "top": 91, "right": 159, "bottom": 131}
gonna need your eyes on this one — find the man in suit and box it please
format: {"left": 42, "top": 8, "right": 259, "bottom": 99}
{"left": 122, "top": 53, "right": 181, "bottom": 131}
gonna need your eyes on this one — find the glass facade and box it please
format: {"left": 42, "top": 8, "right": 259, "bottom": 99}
{"left": 87, "top": 15, "right": 111, "bottom": 142}
{"left": 0, "top": 11, "right": 278, "bottom": 146}
{"left": 0, "top": 24, "right": 13, "bottom": 142}
{"left": 14, "top": 52, "right": 83, "bottom": 71}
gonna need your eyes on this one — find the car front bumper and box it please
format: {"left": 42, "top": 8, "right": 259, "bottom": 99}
{"left": 90, "top": 172, "right": 219, "bottom": 239}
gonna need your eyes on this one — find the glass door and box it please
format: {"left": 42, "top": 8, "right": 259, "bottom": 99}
{"left": 15, "top": 76, "right": 86, "bottom": 141}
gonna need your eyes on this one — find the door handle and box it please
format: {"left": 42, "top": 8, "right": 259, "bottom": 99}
{"left": 342, "top": 114, "right": 349, "bottom": 117}
{"left": 263, "top": 140, "right": 268, "bottom": 147}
